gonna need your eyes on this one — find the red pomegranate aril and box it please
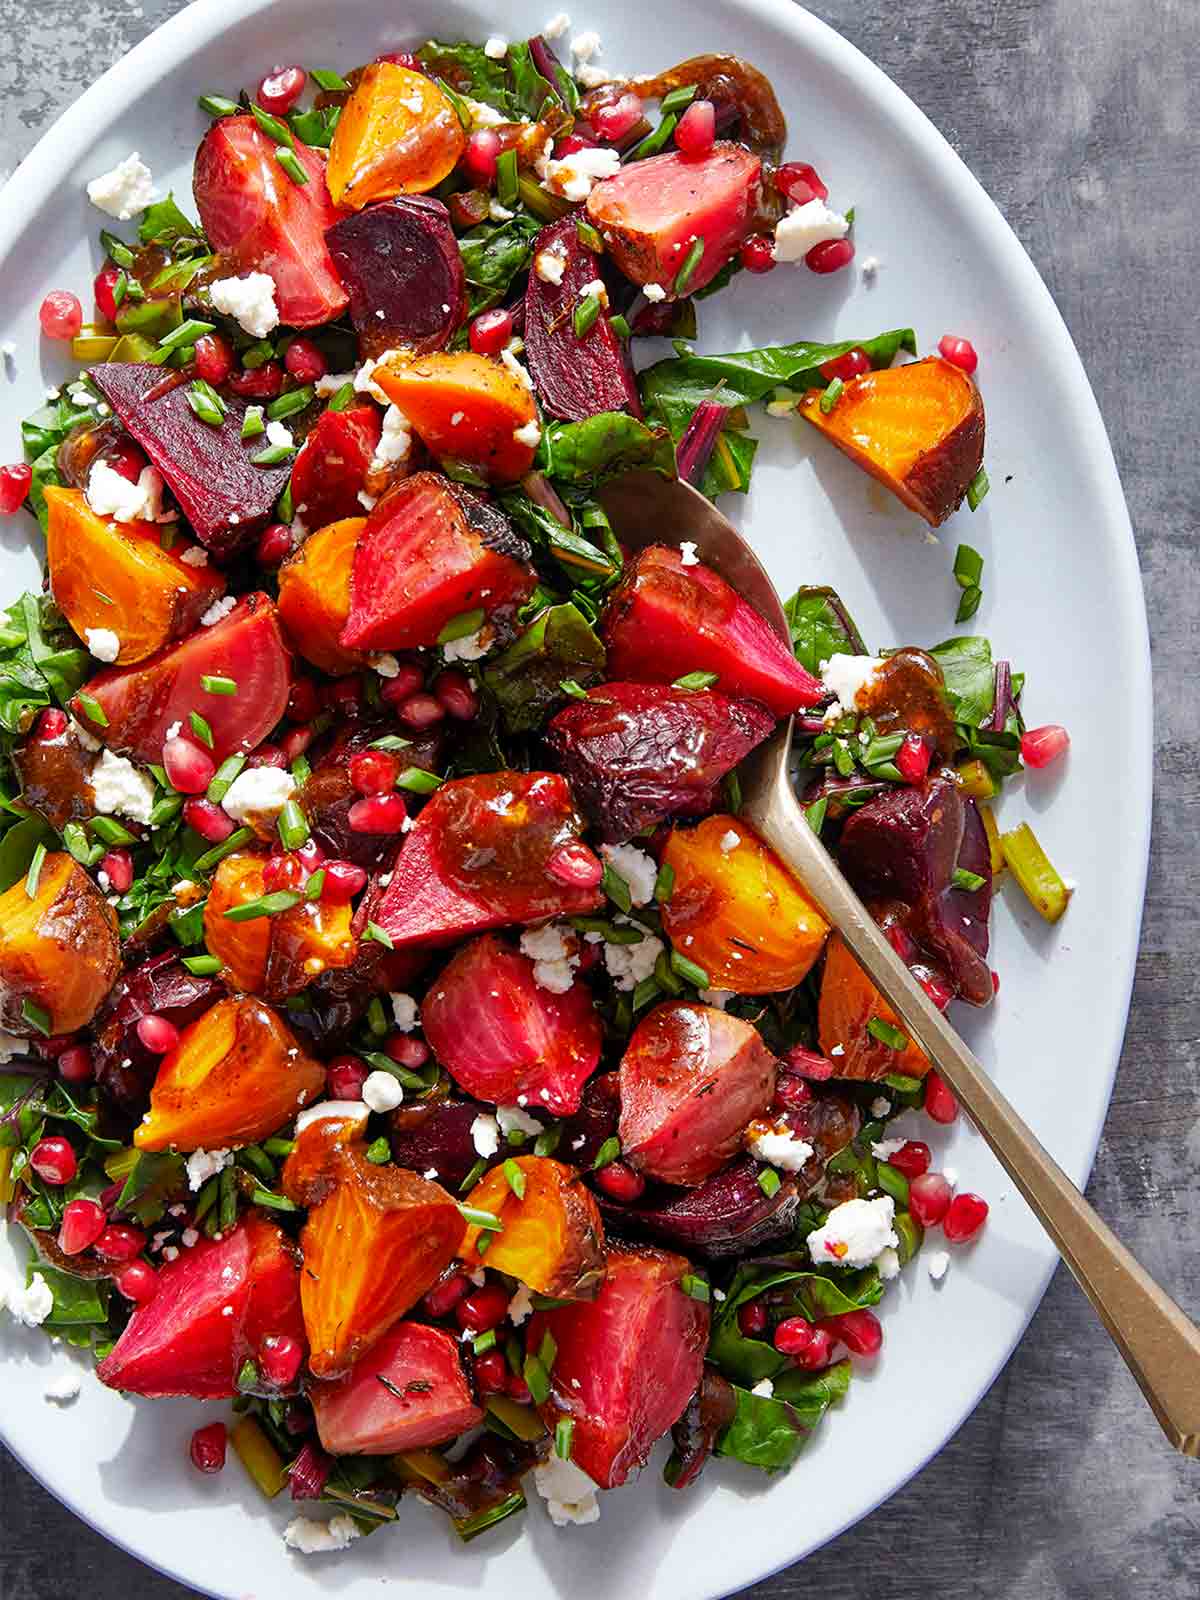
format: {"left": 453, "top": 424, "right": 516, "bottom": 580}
{"left": 454, "top": 1282, "right": 509, "bottom": 1334}
{"left": 546, "top": 840, "right": 602, "bottom": 889}
{"left": 258, "top": 64, "right": 307, "bottom": 116}
{"left": 295, "top": 838, "right": 325, "bottom": 871}
{"left": 162, "top": 735, "right": 216, "bottom": 795}
{"left": 280, "top": 725, "right": 314, "bottom": 763}
{"left": 887, "top": 1139, "right": 931, "bottom": 1179}
{"left": 321, "top": 859, "right": 368, "bottom": 904}
{"left": 377, "top": 50, "right": 421, "bottom": 71}
{"left": 349, "top": 748, "right": 400, "bottom": 796}
{"left": 99, "top": 848, "right": 133, "bottom": 894}
{"left": 193, "top": 332, "right": 235, "bottom": 386}
{"left": 917, "top": 970, "right": 954, "bottom": 1011}
{"left": 384, "top": 1033, "right": 429, "bottom": 1069}
{"left": 594, "top": 92, "right": 645, "bottom": 143}
{"left": 909, "top": 1171, "right": 953, "bottom": 1228}
{"left": 773, "top": 161, "right": 828, "bottom": 205}
{"left": 991, "top": 969, "right": 1001, "bottom": 996}
{"left": 190, "top": 1422, "right": 228, "bottom": 1474}
{"left": 93, "top": 263, "right": 123, "bottom": 323}
{"left": 379, "top": 663, "right": 426, "bottom": 704}
{"left": 396, "top": 692, "right": 445, "bottom": 730}
{"left": 137, "top": 1014, "right": 180, "bottom": 1054}
{"left": 469, "top": 307, "right": 514, "bottom": 357}
{"left": 938, "top": 334, "right": 979, "bottom": 375}
{"left": 327, "top": 1056, "right": 369, "bottom": 1100}
{"left": 245, "top": 744, "right": 286, "bottom": 771}
{"left": 739, "top": 234, "right": 776, "bottom": 274}
{"left": 325, "top": 675, "right": 364, "bottom": 715}
{"left": 423, "top": 1269, "right": 469, "bottom": 1319}
{"left": 103, "top": 438, "right": 148, "bottom": 483}
{"left": 0, "top": 462, "right": 33, "bottom": 515}
{"left": 592, "top": 1160, "right": 645, "bottom": 1203}
{"left": 1021, "top": 724, "right": 1070, "bottom": 769}
{"left": 347, "top": 794, "right": 409, "bottom": 834}
{"left": 473, "top": 1348, "right": 510, "bottom": 1395}
{"left": 39, "top": 289, "right": 83, "bottom": 340}
{"left": 287, "top": 677, "right": 321, "bottom": 722}
{"left": 924, "top": 1068, "right": 958, "bottom": 1124}
{"left": 819, "top": 346, "right": 872, "bottom": 384}
{"left": 896, "top": 732, "right": 932, "bottom": 784}
{"left": 431, "top": 668, "right": 478, "bottom": 721}
{"left": 94, "top": 1223, "right": 147, "bottom": 1263}
{"left": 57, "top": 1044, "right": 94, "bottom": 1085}
{"left": 674, "top": 98, "right": 715, "bottom": 157}
{"left": 29, "top": 1135, "right": 77, "bottom": 1186}
{"left": 737, "top": 1300, "right": 768, "bottom": 1338}
{"left": 793, "top": 1325, "right": 836, "bottom": 1371}
{"left": 555, "top": 132, "right": 594, "bottom": 157}
{"left": 806, "top": 237, "right": 855, "bottom": 274}
{"left": 506, "top": 1373, "right": 532, "bottom": 1403}
{"left": 262, "top": 852, "right": 308, "bottom": 894}
{"left": 943, "top": 1191, "right": 989, "bottom": 1243}
{"left": 229, "top": 361, "right": 284, "bottom": 399}
{"left": 463, "top": 129, "right": 501, "bottom": 185}
{"left": 773, "top": 1315, "right": 818, "bottom": 1357}
{"left": 116, "top": 1260, "right": 160, "bottom": 1304}
{"left": 260, "top": 1332, "right": 304, "bottom": 1388}
{"left": 37, "top": 707, "right": 69, "bottom": 740}
{"left": 820, "top": 1308, "right": 882, "bottom": 1357}
{"left": 257, "top": 522, "right": 294, "bottom": 566}
{"left": 183, "top": 797, "right": 235, "bottom": 844}
{"left": 284, "top": 336, "right": 327, "bottom": 383}
{"left": 58, "top": 1197, "right": 107, "bottom": 1256}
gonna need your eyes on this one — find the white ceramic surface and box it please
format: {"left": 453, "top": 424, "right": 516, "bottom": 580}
{"left": 0, "top": 1, "right": 1151, "bottom": 1596}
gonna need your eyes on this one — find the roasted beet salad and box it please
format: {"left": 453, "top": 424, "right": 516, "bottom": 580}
{"left": 0, "top": 23, "right": 1075, "bottom": 1554}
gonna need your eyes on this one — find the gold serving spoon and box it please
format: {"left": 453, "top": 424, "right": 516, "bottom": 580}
{"left": 599, "top": 469, "right": 1200, "bottom": 1455}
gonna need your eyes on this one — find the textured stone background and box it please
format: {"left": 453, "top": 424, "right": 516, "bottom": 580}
{"left": 0, "top": 0, "right": 1197, "bottom": 1596}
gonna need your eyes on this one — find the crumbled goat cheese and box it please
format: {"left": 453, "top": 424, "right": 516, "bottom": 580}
{"left": 315, "top": 370, "right": 355, "bottom": 397}
{"left": 370, "top": 653, "right": 400, "bottom": 678}
{"left": 470, "top": 1113, "right": 500, "bottom": 1158}
{"left": 87, "top": 152, "right": 155, "bottom": 219}
{"left": 870, "top": 1096, "right": 891, "bottom": 1118}
{"left": 85, "top": 458, "right": 164, "bottom": 522}
{"left": 601, "top": 843, "right": 657, "bottom": 907}
{"left": 751, "top": 1378, "right": 775, "bottom": 1398}
{"left": 772, "top": 199, "right": 850, "bottom": 263}
{"left": 465, "top": 97, "right": 506, "bottom": 128}
{"left": 221, "top": 766, "right": 296, "bottom": 826}
{"left": 520, "top": 922, "right": 581, "bottom": 993}
{"left": 871, "top": 1137, "right": 907, "bottom": 1162}
{"left": 283, "top": 1514, "right": 362, "bottom": 1554}
{"left": 362, "top": 1071, "right": 404, "bottom": 1114}
{"left": 507, "top": 1283, "right": 534, "bottom": 1325}
{"left": 44, "top": 1373, "right": 82, "bottom": 1403}
{"left": 543, "top": 146, "right": 621, "bottom": 202}
{"left": 679, "top": 540, "right": 699, "bottom": 565}
{"left": 91, "top": 750, "right": 156, "bottom": 824}
{"left": 861, "top": 255, "right": 881, "bottom": 280}
{"left": 441, "top": 626, "right": 491, "bottom": 662}
{"left": 265, "top": 419, "right": 294, "bottom": 451}
{"left": 186, "top": 1147, "right": 233, "bottom": 1191}
{"left": 370, "top": 405, "right": 412, "bottom": 473}
{"left": 927, "top": 1249, "right": 950, "bottom": 1282}
{"left": 0, "top": 1031, "right": 30, "bottom": 1062}
{"left": 643, "top": 282, "right": 667, "bottom": 302}
{"left": 534, "top": 1454, "right": 600, "bottom": 1526}
{"left": 390, "top": 993, "right": 419, "bottom": 1032}
{"left": 85, "top": 626, "right": 120, "bottom": 663}
{"left": 209, "top": 272, "right": 280, "bottom": 339}
{"left": 200, "top": 594, "right": 237, "bottom": 626}
{"left": 1, "top": 1271, "right": 54, "bottom": 1327}
{"left": 535, "top": 248, "right": 568, "bottom": 285}
{"left": 295, "top": 1100, "right": 370, "bottom": 1136}
{"left": 820, "top": 653, "right": 885, "bottom": 722}
{"left": 498, "top": 1104, "right": 543, "bottom": 1138}
{"left": 544, "top": 11, "right": 571, "bottom": 38}
{"left": 877, "top": 1246, "right": 901, "bottom": 1281}
{"left": 808, "top": 1195, "right": 899, "bottom": 1269}
{"left": 484, "top": 35, "right": 508, "bottom": 57}
{"left": 180, "top": 545, "right": 209, "bottom": 566}
{"left": 513, "top": 418, "right": 542, "bottom": 448}
{"left": 698, "top": 988, "right": 733, "bottom": 1009}
{"left": 718, "top": 829, "right": 740, "bottom": 854}
{"left": 570, "top": 29, "right": 601, "bottom": 60}
{"left": 746, "top": 1120, "right": 815, "bottom": 1172}
{"left": 603, "top": 927, "right": 663, "bottom": 991}
{"left": 500, "top": 343, "right": 534, "bottom": 391}
{"left": 489, "top": 199, "right": 515, "bottom": 221}
{"left": 575, "top": 63, "right": 609, "bottom": 88}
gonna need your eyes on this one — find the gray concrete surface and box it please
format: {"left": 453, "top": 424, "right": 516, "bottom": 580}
{"left": 0, "top": 0, "right": 1197, "bottom": 1596}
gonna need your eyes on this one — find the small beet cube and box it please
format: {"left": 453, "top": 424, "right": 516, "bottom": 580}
{"left": 326, "top": 196, "right": 465, "bottom": 359}
{"left": 311, "top": 1321, "right": 482, "bottom": 1455}
{"left": 289, "top": 405, "right": 381, "bottom": 532}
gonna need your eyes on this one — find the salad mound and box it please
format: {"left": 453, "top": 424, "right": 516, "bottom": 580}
{"left": 0, "top": 23, "right": 1074, "bottom": 1550}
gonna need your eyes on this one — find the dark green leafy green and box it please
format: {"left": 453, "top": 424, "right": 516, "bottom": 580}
{"left": 500, "top": 493, "right": 622, "bottom": 588}
{"left": 457, "top": 214, "right": 541, "bottom": 315}
{"left": 783, "top": 587, "right": 868, "bottom": 677}
{"left": 708, "top": 1260, "right": 883, "bottom": 1386}
{"left": 536, "top": 412, "right": 676, "bottom": 486}
{"left": 713, "top": 1366, "right": 850, "bottom": 1472}
{"left": 30, "top": 1263, "right": 111, "bottom": 1328}
{"left": 0, "top": 816, "right": 56, "bottom": 893}
{"left": 117, "top": 1150, "right": 188, "bottom": 1225}
{"left": 418, "top": 40, "right": 520, "bottom": 117}
{"left": 482, "top": 602, "right": 606, "bottom": 732}
{"left": 506, "top": 40, "right": 562, "bottom": 118}
{"left": 927, "top": 636, "right": 1026, "bottom": 779}
{"left": 21, "top": 383, "right": 107, "bottom": 531}
{"left": 138, "top": 193, "right": 207, "bottom": 255}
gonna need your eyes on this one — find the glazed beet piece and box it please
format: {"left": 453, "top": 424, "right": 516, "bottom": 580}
{"left": 299, "top": 725, "right": 442, "bottom": 869}
{"left": 12, "top": 723, "right": 96, "bottom": 830}
{"left": 389, "top": 1098, "right": 494, "bottom": 1191}
{"left": 373, "top": 772, "right": 604, "bottom": 948}
{"left": 523, "top": 216, "right": 642, "bottom": 422}
{"left": 311, "top": 1321, "right": 482, "bottom": 1455}
{"left": 527, "top": 1242, "right": 709, "bottom": 1488}
{"left": 340, "top": 472, "right": 535, "bottom": 651}
{"left": 326, "top": 197, "right": 466, "bottom": 360}
{"left": 89, "top": 365, "right": 290, "bottom": 556}
{"left": 668, "top": 1368, "right": 737, "bottom": 1490}
{"left": 857, "top": 648, "right": 958, "bottom": 763}
{"left": 596, "top": 1156, "right": 800, "bottom": 1258}
{"left": 546, "top": 681, "right": 775, "bottom": 843}
{"left": 602, "top": 545, "right": 822, "bottom": 717}
{"left": 421, "top": 933, "right": 602, "bottom": 1116}
{"left": 93, "top": 953, "right": 224, "bottom": 1115}
{"left": 767, "top": 1087, "right": 862, "bottom": 1197}
{"left": 72, "top": 594, "right": 292, "bottom": 763}
{"left": 193, "top": 114, "right": 348, "bottom": 327}
{"left": 290, "top": 405, "right": 382, "bottom": 531}
{"left": 557, "top": 1069, "right": 621, "bottom": 1168}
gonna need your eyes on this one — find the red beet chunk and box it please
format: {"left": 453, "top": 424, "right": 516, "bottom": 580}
{"left": 585, "top": 144, "right": 762, "bottom": 295}
{"left": 373, "top": 771, "right": 604, "bottom": 947}
{"left": 546, "top": 680, "right": 775, "bottom": 843}
{"left": 602, "top": 544, "right": 822, "bottom": 717}
{"left": 193, "top": 114, "right": 348, "bottom": 328}
{"left": 88, "top": 363, "right": 290, "bottom": 555}
{"left": 92, "top": 952, "right": 223, "bottom": 1114}
{"left": 290, "top": 404, "right": 381, "bottom": 530}
{"left": 595, "top": 1155, "right": 800, "bottom": 1258}
{"left": 389, "top": 1098, "right": 494, "bottom": 1191}
{"left": 422, "top": 933, "right": 602, "bottom": 1116}
{"left": 523, "top": 216, "right": 641, "bottom": 422}
{"left": 619, "top": 1001, "right": 776, "bottom": 1185}
{"left": 74, "top": 593, "right": 292, "bottom": 763}
{"left": 310, "top": 1321, "right": 482, "bottom": 1455}
{"left": 527, "top": 1242, "right": 708, "bottom": 1487}
{"left": 326, "top": 197, "right": 465, "bottom": 360}
{"left": 340, "top": 472, "right": 535, "bottom": 651}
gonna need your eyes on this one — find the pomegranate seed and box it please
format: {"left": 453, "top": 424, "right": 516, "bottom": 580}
{"left": 321, "top": 860, "right": 368, "bottom": 905}
{"left": 94, "top": 1223, "right": 147, "bottom": 1263}
{"left": 377, "top": 50, "right": 421, "bottom": 71}
{"left": 295, "top": 838, "right": 325, "bottom": 871}
{"left": 992, "top": 969, "right": 1001, "bottom": 996}
{"left": 39, "top": 289, "right": 83, "bottom": 340}
{"left": 347, "top": 794, "right": 409, "bottom": 834}
{"left": 773, "top": 161, "right": 828, "bottom": 205}
{"left": 917, "top": 970, "right": 954, "bottom": 1011}
{"left": 284, "top": 336, "right": 327, "bottom": 383}
{"left": 469, "top": 307, "right": 514, "bottom": 357}
{"left": 29, "top": 1136, "right": 77, "bottom": 1186}
{"left": 262, "top": 853, "right": 308, "bottom": 893}
{"left": 924, "top": 1068, "right": 958, "bottom": 1124}
{"left": 938, "top": 334, "right": 978, "bottom": 375}
{"left": 455, "top": 1283, "right": 509, "bottom": 1333}
{"left": 137, "top": 1014, "right": 180, "bottom": 1054}
{"left": 818, "top": 346, "right": 872, "bottom": 384}
{"left": 463, "top": 129, "right": 501, "bottom": 185}
{"left": 739, "top": 234, "right": 776, "bottom": 274}
{"left": 94, "top": 263, "right": 123, "bottom": 323}
{"left": 37, "top": 707, "right": 68, "bottom": 740}
{"left": 0, "top": 462, "right": 33, "bottom": 515}
{"left": 58, "top": 1197, "right": 107, "bottom": 1256}
{"left": 99, "top": 848, "right": 133, "bottom": 893}
{"left": 506, "top": 1373, "right": 532, "bottom": 1403}
{"left": 327, "top": 1056, "right": 369, "bottom": 1100}
{"left": 909, "top": 1171, "right": 953, "bottom": 1227}
{"left": 379, "top": 663, "right": 426, "bottom": 704}
{"left": 193, "top": 332, "right": 235, "bottom": 386}
{"left": 674, "top": 98, "right": 716, "bottom": 157}
{"left": 280, "top": 725, "right": 314, "bottom": 764}
{"left": 432, "top": 668, "right": 478, "bottom": 721}
{"left": 349, "top": 748, "right": 400, "bottom": 795}
{"left": 257, "top": 522, "right": 294, "bottom": 566}
{"left": 773, "top": 1316, "right": 818, "bottom": 1356}
{"left": 397, "top": 692, "right": 445, "bottom": 730}
{"left": 247, "top": 742, "right": 288, "bottom": 770}
{"left": 260, "top": 1332, "right": 304, "bottom": 1387}
{"left": 794, "top": 1326, "right": 836, "bottom": 1370}
{"left": 229, "top": 360, "right": 284, "bottom": 399}
{"left": 162, "top": 735, "right": 216, "bottom": 795}
{"left": 737, "top": 1300, "right": 768, "bottom": 1337}
{"left": 384, "top": 1033, "right": 429, "bottom": 1069}
{"left": 1021, "top": 724, "right": 1070, "bottom": 769}
{"left": 887, "top": 1140, "right": 931, "bottom": 1179}
{"left": 819, "top": 1308, "right": 882, "bottom": 1357}
{"left": 258, "top": 64, "right": 307, "bottom": 115}
{"left": 103, "top": 438, "right": 148, "bottom": 483}
{"left": 287, "top": 677, "right": 321, "bottom": 722}
{"left": 190, "top": 1422, "right": 227, "bottom": 1474}
{"left": 592, "top": 1160, "right": 645, "bottom": 1202}
{"left": 183, "top": 797, "right": 235, "bottom": 844}
{"left": 57, "top": 1044, "right": 94, "bottom": 1085}
{"left": 593, "top": 92, "right": 645, "bottom": 143}
{"left": 896, "top": 732, "right": 932, "bottom": 785}
{"left": 116, "top": 1260, "right": 159, "bottom": 1304}
{"left": 555, "top": 132, "right": 595, "bottom": 157}
{"left": 325, "top": 676, "right": 364, "bottom": 715}
{"left": 943, "top": 1191, "right": 989, "bottom": 1243}
{"left": 423, "top": 1269, "right": 469, "bottom": 1319}
{"left": 546, "top": 841, "right": 602, "bottom": 889}
{"left": 474, "top": 1347, "right": 510, "bottom": 1394}
{"left": 806, "top": 237, "right": 855, "bottom": 274}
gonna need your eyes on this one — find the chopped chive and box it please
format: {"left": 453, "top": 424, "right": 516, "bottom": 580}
{"left": 367, "top": 735, "right": 412, "bottom": 752}
{"left": 670, "top": 950, "right": 710, "bottom": 989}
{"left": 659, "top": 84, "right": 699, "bottom": 115}
{"left": 601, "top": 862, "right": 631, "bottom": 913}
{"left": 533, "top": 1123, "right": 563, "bottom": 1157}
{"left": 364, "top": 921, "right": 394, "bottom": 948}
{"left": 251, "top": 443, "right": 296, "bottom": 467}
{"left": 200, "top": 674, "right": 237, "bottom": 696}
{"left": 867, "top": 1016, "right": 910, "bottom": 1051}
{"left": 277, "top": 476, "right": 294, "bottom": 526}
{"left": 366, "top": 995, "right": 389, "bottom": 1036}
{"left": 956, "top": 585, "right": 983, "bottom": 623}
{"left": 538, "top": 1330, "right": 557, "bottom": 1370}
{"left": 365, "top": 1137, "right": 391, "bottom": 1165}
{"left": 100, "top": 229, "right": 134, "bottom": 268}
{"left": 250, "top": 101, "right": 295, "bottom": 149}
{"left": 473, "top": 1328, "right": 498, "bottom": 1354}
{"left": 263, "top": 1137, "right": 295, "bottom": 1158}
{"left": 437, "top": 607, "right": 484, "bottom": 644}
{"left": 967, "top": 466, "right": 990, "bottom": 511}
{"left": 558, "top": 677, "right": 590, "bottom": 700}
{"left": 275, "top": 148, "right": 309, "bottom": 185}
{"left": 575, "top": 218, "right": 604, "bottom": 253}
{"left": 199, "top": 93, "right": 239, "bottom": 117}
{"left": 187, "top": 379, "right": 226, "bottom": 426}
{"left": 395, "top": 767, "right": 441, "bottom": 794}
{"left": 267, "top": 384, "right": 315, "bottom": 421}
{"left": 679, "top": 1273, "right": 710, "bottom": 1303}
{"left": 554, "top": 1418, "right": 574, "bottom": 1459}
{"left": 182, "top": 953, "right": 223, "bottom": 975}
{"left": 502, "top": 1158, "right": 526, "bottom": 1199}
{"left": 631, "top": 974, "right": 660, "bottom": 1011}
{"left": 672, "top": 670, "right": 718, "bottom": 690}
{"left": 609, "top": 313, "right": 631, "bottom": 339}
{"left": 277, "top": 799, "right": 309, "bottom": 851}
{"left": 953, "top": 542, "right": 984, "bottom": 589}
{"left": 192, "top": 826, "right": 253, "bottom": 872}
{"left": 111, "top": 271, "right": 128, "bottom": 309}
{"left": 673, "top": 236, "right": 705, "bottom": 296}
{"left": 327, "top": 380, "right": 355, "bottom": 412}
{"left": 74, "top": 692, "right": 108, "bottom": 728}
{"left": 149, "top": 794, "right": 182, "bottom": 827}
{"left": 572, "top": 293, "right": 601, "bottom": 339}
{"left": 758, "top": 1167, "right": 781, "bottom": 1198}
{"left": 241, "top": 339, "right": 276, "bottom": 370}
{"left": 459, "top": 1157, "right": 488, "bottom": 1193}
{"left": 654, "top": 949, "right": 683, "bottom": 996}
{"left": 951, "top": 866, "right": 986, "bottom": 892}
{"left": 89, "top": 815, "right": 136, "bottom": 846}
{"left": 805, "top": 796, "right": 828, "bottom": 836}
{"left": 653, "top": 862, "right": 675, "bottom": 904}
{"left": 157, "top": 318, "right": 216, "bottom": 352}
{"left": 495, "top": 148, "right": 519, "bottom": 208}
{"left": 24, "top": 842, "right": 46, "bottom": 899}
{"left": 522, "top": 1354, "right": 550, "bottom": 1405}
{"left": 62, "top": 822, "right": 95, "bottom": 865}
{"left": 819, "top": 376, "right": 844, "bottom": 414}
{"left": 206, "top": 753, "right": 245, "bottom": 805}
{"left": 21, "top": 999, "right": 50, "bottom": 1036}
{"left": 250, "top": 1184, "right": 298, "bottom": 1211}
{"left": 223, "top": 890, "right": 303, "bottom": 922}
{"left": 628, "top": 112, "right": 679, "bottom": 161}
{"left": 241, "top": 406, "right": 266, "bottom": 440}
{"left": 189, "top": 710, "right": 213, "bottom": 748}
{"left": 723, "top": 769, "right": 742, "bottom": 814}
{"left": 303, "top": 869, "right": 325, "bottom": 903}
{"left": 592, "top": 1136, "right": 620, "bottom": 1170}
{"left": 310, "top": 67, "right": 351, "bottom": 91}
{"left": 457, "top": 1203, "right": 504, "bottom": 1231}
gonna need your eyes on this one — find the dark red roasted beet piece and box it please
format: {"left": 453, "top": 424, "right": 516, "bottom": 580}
{"left": 310, "top": 1321, "right": 482, "bottom": 1455}
{"left": 89, "top": 364, "right": 290, "bottom": 555}
{"left": 290, "top": 405, "right": 382, "bottom": 530}
{"left": 300, "top": 725, "right": 442, "bottom": 869}
{"left": 373, "top": 772, "right": 604, "bottom": 947}
{"left": 602, "top": 545, "right": 822, "bottom": 717}
{"left": 193, "top": 114, "right": 348, "bottom": 328}
{"left": 523, "top": 216, "right": 641, "bottom": 422}
{"left": 557, "top": 1070, "right": 621, "bottom": 1168}
{"left": 595, "top": 1155, "right": 800, "bottom": 1257}
{"left": 667, "top": 1368, "right": 737, "bottom": 1489}
{"left": 72, "top": 594, "right": 292, "bottom": 763}
{"left": 326, "top": 197, "right": 465, "bottom": 360}
{"left": 619, "top": 1001, "right": 777, "bottom": 1186}
{"left": 527, "top": 1242, "right": 709, "bottom": 1488}
{"left": 92, "top": 953, "right": 224, "bottom": 1114}
{"left": 546, "top": 681, "right": 775, "bottom": 843}
{"left": 421, "top": 933, "right": 602, "bottom": 1116}
{"left": 12, "top": 722, "right": 97, "bottom": 831}
{"left": 389, "top": 1098, "right": 495, "bottom": 1191}
{"left": 340, "top": 472, "right": 535, "bottom": 651}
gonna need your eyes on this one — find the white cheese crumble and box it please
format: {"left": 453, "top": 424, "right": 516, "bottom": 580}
{"left": 534, "top": 248, "right": 567, "bottom": 286}
{"left": 390, "top": 992, "right": 419, "bottom": 1032}
{"left": 679, "top": 540, "right": 699, "bottom": 566}
{"left": 209, "top": 272, "right": 280, "bottom": 339}
{"left": 601, "top": 842, "right": 657, "bottom": 907}
{"left": 470, "top": 1113, "right": 500, "bottom": 1158}
{"left": 500, "top": 343, "right": 534, "bottom": 391}
{"left": 746, "top": 1119, "right": 815, "bottom": 1172}
{"left": 877, "top": 1246, "right": 901, "bottom": 1281}
{"left": 200, "top": 594, "right": 237, "bottom": 627}
{"left": 927, "top": 1249, "right": 950, "bottom": 1282}
{"left": 84, "top": 626, "right": 120, "bottom": 663}
{"left": 484, "top": 35, "right": 508, "bottom": 57}
{"left": 221, "top": 766, "right": 295, "bottom": 826}
{"left": 943, "top": 1167, "right": 959, "bottom": 1189}
{"left": 603, "top": 926, "right": 663, "bottom": 991}
{"left": 520, "top": 922, "right": 581, "bottom": 993}
{"left": 370, "top": 653, "right": 400, "bottom": 678}
{"left": 44, "top": 1372, "right": 82, "bottom": 1403}
{"left": 543, "top": 146, "right": 621, "bottom": 203}
{"left": 283, "top": 1514, "right": 362, "bottom": 1554}
{"left": 442, "top": 626, "right": 492, "bottom": 662}
{"left": 808, "top": 1195, "right": 899, "bottom": 1269}
{"left": 578, "top": 277, "right": 608, "bottom": 304}
{"left": 642, "top": 282, "right": 667, "bottom": 303}
{"left": 507, "top": 1282, "right": 534, "bottom": 1326}
{"left": 718, "top": 829, "right": 740, "bottom": 854}
{"left": 698, "top": 988, "right": 733, "bottom": 1009}
{"left": 513, "top": 418, "right": 542, "bottom": 448}
{"left": 543, "top": 12, "right": 571, "bottom": 38}
{"left": 861, "top": 255, "right": 881, "bottom": 280}
{"left": 0, "top": 1032, "right": 30, "bottom": 1062}
{"left": 91, "top": 750, "right": 156, "bottom": 824}
{"left": 869, "top": 1096, "right": 891, "bottom": 1119}
{"left": 295, "top": 1100, "right": 370, "bottom": 1136}
{"left": 498, "top": 1103, "right": 543, "bottom": 1138}
{"left": 370, "top": 404, "right": 413, "bottom": 475}
{"left": 186, "top": 1147, "right": 232, "bottom": 1191}
{"left": 1, "top": 1271, "right": 54, "bottom": 1327}
{"left": 180, "top": 545, "right": 209, "bottom": 567}
{"left": 533, "top": 1454, "right": 600, "bottom": 1526}
{"left": 68, "top": 716, "right": 101, "bottom": 752}
{"left": 85, "top": 459, "right": 164, "bottom": 523}
{"left": 576, "top": 63, "right": 609, "bottom": 88}
{"left": 570, "top": 29, "right": 601, "bottom": 60}
{"left": 265, "top": 419, "right": 294, "bottom": 451}
{"left": 750, "top": 1378, "right": 775, "bottom": 1398}
{"left": 871, "top": 1137, "right": 907, "bottom": 1162}
{"left": 464, "top": 97, "right": 506, "bottom": 128}
{"left": 773, "top": 199, "right": 850, "bottom": 263}
{"left": 820, "top": 653, "right": 885, "bottom": 722}
{"left": 86, "top": 152, "right": 155, "bottom": 219}
{"left": 489, "top": 201, "right": 515, "bottom": 222}
{"left": 362, "top": 1071, "right": 404, "bottom": 1114}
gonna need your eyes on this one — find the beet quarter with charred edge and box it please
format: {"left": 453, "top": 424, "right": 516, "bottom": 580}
{"left": 311, "top": 1321, "right": 483, "bottom": 1456}
{"left": 326, "top": 196, "right": 466, "bottom": 359}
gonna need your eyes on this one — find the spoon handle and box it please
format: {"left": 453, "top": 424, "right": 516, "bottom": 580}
{"left": 742, "top": 731, "right": 1200, "bottom": 1456}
